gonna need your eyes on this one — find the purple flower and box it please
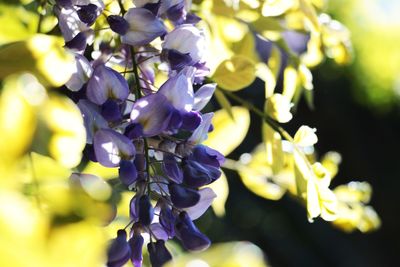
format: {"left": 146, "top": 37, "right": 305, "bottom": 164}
{"left": 190, "top": 144, "right": 225, "bottom": 168}
{"left": 184, "top": 187, "right": 216, "bottom": 220}
{"left": 162, "top": 154, "right": 183, "bottom": 184}
{"left": 138, "top": 195, "right": 154, "bottom": 226}
{"left": 93, "top": 129, "right": 135, "bottom": 167}
{"left": 158, "top": 67, "right": 195, "bottom": 112}
{"left": 55, "top": 6, "right": 89, "bottom": 42}
{"left": 163, "top": 49, "right": 192, "bottom": 70}
{"left": 129, "top": 234, "right": 144, "bottom": 267}
{"left": 121, "top": 8, "right": 166, "bottom": 46}
{"left": 77, "top": 99, "right": 108, "bottom": 144}
{"left": 130, "top": 196, "right": 139, "bottom": 220}
{"left": 77, "top": 4, "right": 99, "bottom": 25}
{"left": 66, "top": 54, "right": 93, "bottom": 91}
{"left": 162, "top": 24, "right": 205, "bottom": 66}
{"left": 107, "top": 230, "right": 131, "bottom": 267}
{"left": 159, "top": 205, "right": 176, "bottom": 238}
{"left": 107, "top": 15, "right": 130, "bottom": 35}
{"left": 193, "top": 83, "right": 216, "bottom": 111}
{"left": 188, "top": 112, "right": 214, "bottom": 144}
{"left": 101, "top": 99, "right": 123, "bottom": 122}
{"left": 181, "top": 110, "right": 202, "bottom": 131}
{"left": 165, "top": 1, "right": 186, "bottom": 25}
{"left": 169, "top": 183, "right": 200, "bottom": 208}
{"left": 147, "top": 240, "right": 172, "bottom": 267}
{"left": 86, "top": 64, "right": 129, "bottom": 105}
{"left": 149, "top": 223, "right": 169, "bottom": 241}
{"left": 182, "top": 160, "right": 221, "bottom": 188}
{"left": 130, "top": 93, "right": 176, "bottom": 136}
{"left": 64, "top": 31, "right": 92, "bottom": 52}
{"left": 119, "top": 160, "right": 138, "bottom": 186}
{"left": 175, "top": 211, "right": 211, "bottom": 251}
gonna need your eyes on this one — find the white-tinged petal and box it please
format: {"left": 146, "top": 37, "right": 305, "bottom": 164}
{"left": 193, "top": 83, "right": 216, "bottom": 111}
{"left": 184, "top": 187, "right": 217, "bottom": 220}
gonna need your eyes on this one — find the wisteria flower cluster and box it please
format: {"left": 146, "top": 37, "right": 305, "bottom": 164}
{"left": 55, "top": 0, "right": 223, "bottom": 266}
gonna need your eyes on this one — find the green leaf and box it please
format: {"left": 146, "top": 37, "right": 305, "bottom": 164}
{"left": 212, "top": 55, "right": 256, "bottom": 91}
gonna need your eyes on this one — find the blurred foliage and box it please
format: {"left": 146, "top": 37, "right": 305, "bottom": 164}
{"left": 0, "top": 0, "right": 384, "bottom": 266}
{"left": 328, "top": 0, "right": 400, "bottom": 111}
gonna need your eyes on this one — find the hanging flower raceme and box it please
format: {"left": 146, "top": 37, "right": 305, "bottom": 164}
{"left": 56, "top": 1, "right": 224, "bottom": 266}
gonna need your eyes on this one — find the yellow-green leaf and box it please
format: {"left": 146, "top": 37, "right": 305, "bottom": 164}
{"left": 203, "top": 106, "right": 250, "bottom": 156}
{"left": 212, "top": 56, "right": 256, "bottom": 91}
{"left": 214, "top": 89, "right": 234, "bottom": 120}
{"left": 209, "top": 170, "right": 229, "bottom": 217}
{"left": 166, "top": 241, "right": 268, "bottom": 267}
{"left": 0, "top": 34, "right": 75, "bottom": 86}
{"left": 0, "top": 4, "right": 37, "bottom": 45}
{"left": 263, "top": 123, "right": 285, "bottom": 174}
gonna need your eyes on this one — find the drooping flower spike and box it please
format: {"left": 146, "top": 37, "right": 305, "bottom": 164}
{"left": 57, "top": 1, "right": 224, "bottom": 266}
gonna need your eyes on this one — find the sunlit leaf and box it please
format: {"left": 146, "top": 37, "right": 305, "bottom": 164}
{"left": 34, "top": 94, "right": 86, "bottom": 168}
{"left": 282, "top": 65, "right": 299, "bottom": 101}
{"left": 203, "top": 106, "right": 250, "bottom": 156}
{"left": 166, "top": 241, "right": 268, "bottom": 267}
{"left": 262, "top": 0, "right": 297, "bottom": 17}
{"left": 0, "top": 4, "right": 37, "bottom": 45}
{"left": 321, "top": 151, "right": 341, "bottom": 179}
{"left": 265, "top": 93, "right": 293, "bottom": 123}
{"left": 238, "top": 144, "right": 293, "bottom": 200}
{"left": 256, "top": 62, "right": 276, "bottom": 98}
{"left": 0, "top": 34, "right": 75, "bottom": 86}
{"left": 298, "top": 0, "right": 320, "bottom": 32}
{"left": 293, "top": 125, "right": 318, "bottom": 147}
{"left": 214, "top": 89, "right": 234, "bottom": 120}
{"left": 333, "top": 182, "right": 381, "bottom": 232}
{"left": 209, "top": 170, "right": 229, "bottom": 217}
{"left": 0, "top": 74, "right": 38, "bottom": 166}
{"left": 82, "top": 161, "right": 119, "bottom": 180}
{"left": 263, "top": 123, "right": 285, "bottom": 174}
{"left": 212, "top": 56, "right": 256, "bottom": 91}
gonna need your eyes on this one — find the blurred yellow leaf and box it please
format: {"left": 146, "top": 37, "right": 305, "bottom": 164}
{"left": 282, "top": 65, "right": 299, "bottom": 101}
{"left": 0, "top": 74, "right": 38, "bottom": 166}
{"left": 0, "top": 190, "right": 48, "bottom": 267}
{"left": 214, "top": 89, "right": 234, "bottom": 120}
{"left": 35, "top": 95, "right": 86, "bottom": 168}
{"left": 166, "top": 241, "right": 268, "bottom": 267}
{"left": 70, "top": 173, "right": 112, "bottom": 202}
{"left": 209, "top": 170, "right": 229, "bottom": 217}
{"left": 212, "top": 56, "right": 256, "bottom": 91}
{"left": 47, "top": 221, "right": 107, "bottom": 267}
{"left": 293, "top": 125, "right": 318, "bottom": 147}
{"left": 293, "top": 151, "right": 337, "bottom": 222}
{"left": 203, "top": 106, "right": 250, "bottom": 156}
{"left": 265, "top": 93, "right": 293, "bottom": 123}
{"left": 256, "top": 63, "right": 276, "bottom": 98}
{"left": 262, "top": 0, "right": 297, "bottom": 17}
{"left": 321, "top": 151, "right": 341, "bottom": 179}
{"left": 82, "top": 161, "right": 119, "bottom": 180}
{"left": 0, "top": 34, "right": 75, "bottom": 86}
{"left": 333, "top": 182, "right": 381, "bottom": 232}
{"left": 298, "top": 0, "right": 320, "bottom": 32}
{"left": 263, "top": 124, "right": 285, "bottom": 174}
{"left": 0, "top": 4, "right": 37, "bottom": 45}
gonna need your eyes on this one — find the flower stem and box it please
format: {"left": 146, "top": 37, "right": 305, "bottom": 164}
{"left": 218, "top": 88, "right": 294, "bottom": 142}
